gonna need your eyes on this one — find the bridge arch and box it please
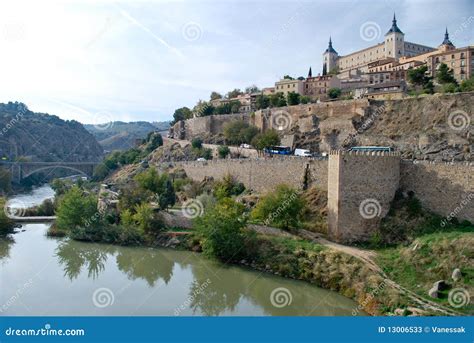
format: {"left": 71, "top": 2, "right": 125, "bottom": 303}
{"left": 22, "top": 166, "right": 92, "bottom": 180}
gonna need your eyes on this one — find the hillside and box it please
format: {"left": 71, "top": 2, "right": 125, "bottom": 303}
{"left": 0, "top": 102, "right": 103, "bottom": 162}
{"left": 84, "top": 121, "right": 170, "bottom": 151}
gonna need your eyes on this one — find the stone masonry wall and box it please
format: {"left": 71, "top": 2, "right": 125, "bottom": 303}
{"left": 327, "top": 151, "right": 401, "bottom": 243}
{"left": 166, "top": 157, "right": 329, "bottom": 193}
{"left": 400, "top": 160, "right": 474, "bottom": 223}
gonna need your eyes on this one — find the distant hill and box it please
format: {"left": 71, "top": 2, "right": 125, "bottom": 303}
{"left": 0, "top": 102, "right": 103, "bottom": 162}
{"left": 84, "top": 121, "right": 170, "bottom": 151}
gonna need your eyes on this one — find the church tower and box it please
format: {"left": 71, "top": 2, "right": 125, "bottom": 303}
{"left": 384, "top": 13, "right": 405, "bottom": 59}
{"left": 322, "top": 37, "right": 338, "bottom": 75}
{"left": 438, "top": 28, "right": 455, "bottom": 52}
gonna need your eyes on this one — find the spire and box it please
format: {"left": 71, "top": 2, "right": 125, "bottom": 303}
{"left": 441, "top": 27, "right": 454, "bottom": 47}
{"left": 308, "top": 66, "right": 312, "bottom": 78}
{"left": 325, "top": 36, "right": 337, "bottom": 54}
{"left": 386, "top": 12, "right": 404, "bottom": 35}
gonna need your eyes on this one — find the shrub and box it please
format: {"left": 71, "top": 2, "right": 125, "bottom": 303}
{"left": 217, "top": 145, "right": 230, "bottom": 159}
{"left": 214, "top": 174, "right": 245, "bottom": 199}
{"left": 251, "top": 184, "right": 306, "bottom": 230}
{"left": 191, "top": 138, "right": 203, "bottom": 149}
{"left": 55, "top": 186, "right": 98, "bottom": 232}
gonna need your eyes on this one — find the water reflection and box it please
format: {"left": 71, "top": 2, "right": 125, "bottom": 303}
{"left": 0, "top": 237, "right": 14, "bottom": 263}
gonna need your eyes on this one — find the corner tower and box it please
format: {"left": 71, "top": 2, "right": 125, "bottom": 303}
{"left": 384, "top": 13, "right": 405, "bottom": 59}
{"left": 322, "top": 37, "right": 339, "bottom": 75}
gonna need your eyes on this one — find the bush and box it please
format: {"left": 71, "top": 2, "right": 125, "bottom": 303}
{"left": 194, "top": 198, "right": 251, "bottom": 262}
{"left": 223, "top": 121, "right": 259, "bottom": 145}
{"left": 192, "top": 138, "right": 203, "bottom": 149}
{"left": 55, "top": 186, "right": 98, "bottom": 232}
{"left": 213, "top": 174, "right": 245, "bottom": 199}
{"left": 251, "top": 184, "right": 306, "bottom": 230}
{"left": 251, "top": 130, "right": 280, "bottom": 151}
{"left": 217, "top": 145, "right": 230, "bottom": 159}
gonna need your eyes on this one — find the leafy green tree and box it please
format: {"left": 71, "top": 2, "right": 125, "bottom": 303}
{"left": 0, "top": 198, "right": 15, "bottom": 235}
{"left": 270, "top": 93, "right": 287, "bottom": 107}
{"left": 283, "top": 75, "right": 294, "bottom": 80}
{"left": 158, "top": 178, "right": 176, "bottom": 210}
{"left": 192, "top": 138, "right": 203, "bottom": 149}
{"left": 135, "top": 168, "right": 162, "bottom": 194}
{"left": 442, "top": 83, "right": 458, "bottom": 93}
{"left": 436, "top": 63, "right": 457, "bottom": 85}
{"left": 210, "top": 91, "right": 222, "bottom": 100}
{"left": 226, "top": 89, "right": 243, "bottom": 99}
{"left": 230, "top": 101, "right": 241, "bottom": 113}
{"left": 300, "top": 95, "right": 311, "bottom": 104}
{"left": 0, "top": 168, "right": 11, "bottom": 194}
{"left": 245, "top": 85, "right": 260, "bottom": 94}
{"left": 93, "top": 163, "right": 110, "bottom": 181}
{"left": 195, "top": 198, "right": 249, "bottom": 262}
{"left": 56, "top": 186, "right": 98, "bottom": 231}
{"left": 328, "top": 87, "right": 342, "bottom": 99}
{"left": 201, "top": 148, "right": 213, "bottom": 160}
{"left": 407, "top": 65, "right": 429, "bottom": 86}
{"left": 218, "top": 145, "right": 230, "bottom": 159}
{"left": 256, "top": 94, "right": 270, "bottom": 109}
{"left": 287, "top": 92, "right": 301, "bottom": 106}
{"left": 145, "top": 132, "right": 163, "bottom": 152}
{"left": 172, "top": 107, "right": 192, "bottom": 123}
{"left": 251, "top": 130, "right": 280, "bottom": 151}
{"left": 132, "top": 203, "right": 154, "bottom": 232}
{"left": 213, "top": 174, "right": 245, "bottom": 199}
{"left": 223, "top": 121, "right": 259, "bottom": 145}
{"left": 251, "top": 184, "right": 305, "bottom": 230}
{"left": 460, "top": 76, "right": 474, "bottom": 92}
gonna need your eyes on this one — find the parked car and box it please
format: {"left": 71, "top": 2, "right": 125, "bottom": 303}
{"left": 240, "top": 143, "right": 251, "bottom": 149}
{"left": 294, "top": 148, "right": 312, "bottom": 157}
{"left": 196, "top": 158, "right": 206, "bottom": 161}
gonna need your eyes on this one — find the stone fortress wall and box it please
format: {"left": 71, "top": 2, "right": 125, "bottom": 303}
{"left": 164, "top": 154, "right": 473, "bottom": 243}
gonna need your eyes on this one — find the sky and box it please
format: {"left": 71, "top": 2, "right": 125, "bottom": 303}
{"left": 0, "top": 0, "right": 472, "bottom": 124}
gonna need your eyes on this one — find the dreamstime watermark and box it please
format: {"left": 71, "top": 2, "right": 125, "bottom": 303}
{"left": 174, "top": 278, "right": 211, "bottom": 315}
{"left": 270, "top": 287, "right": 293, "bottom": 308}
{"left": 448, "top": 288, "right": 471, "bottom": 308}
{"left": 85, "top": 16, "right": 117, "bottom": 49}
{"left": 451, "top": 16, "right": 474, "bottom": 41}
{"left": 84, "top": 204, "right": 108, "bottom": 228}
{"left": 263, "top": 191, "right": 299, "bottom": 226}
{"left": 267, "top": 3, "right": 304, "bottom": 48}
{"left": 5, "top": 324, "right": 85, "bottom": 337}
{"left": 271, "top": 110, "right": 292, "bottom": 131}
{"left": 92, "top": 111, "right": 114, "bottom": 131}
{"left": 352, "top": 280, "right": 387, "bottom": 315}
{"left": 0, "top": 103, "right": 27, "bottom": 137}
{"left": 92, "top": 287, "right": 115, "bottom": 308}
{"left": 343, "top": 105, "right": 386, "bottom": 146}
{"left": 181, "top": 199, "right": 204, "bottom": 219}
{"left": 359, "top": 198, "right": 382, "bottom": 219}
{"left": 440, "top": 193, "right": 473, "bottom": 228}
{"left": 181, "top": 22, "right": 202, "bottom": 42}
{"left": 0, "top": 278, "right": 33, "bottom": 313}
{"left": 3, "top": 199, "right": 28, "bottom": 219}
{"left": 447, "top": 110, "right": 471, "bottom": 131}
{"left": 359, "top": 21, "right": 381, "bottom": 42}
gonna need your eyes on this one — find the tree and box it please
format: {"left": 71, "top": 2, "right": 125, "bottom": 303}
{"left": 201, "top": 148, "right": 213, "bottom": 160}
{"left": 283, "top": 75, "right": 294, "bottom": 80}
{"left": 226, "top": 89, "right": 243, "bottom": 99}
{"left": 135, "top": 168, "right": 162, "bottom": 194}
{"left": 0, "top": 197, "right": 15, "bottom": 235}
{"left": 172, "top": 107, "right": 192, "bottom": 123}
{"left": 436, "top": 63, "right": 457, "bottom": 85}
{"left": 195, "top": 198, "right": 249, "bottom": 262}
{"left": 287, "top": 92, "right": 301, "bottom": 106}
{"left": 132, "top": 203, "right": 153, "bottom": 232}
{"left": 0, "top": 168, "right": 11, "bottom": 194}
{"left": 218, "top": 145, "right": 230, "bottom": 159}
{"left": 210, "top": 91, "right": 222, "bottom": 100}
{"left": 256, "top": 94, "right": 270, "bottom": 109}
{"left": 158, "top": 178, "right": 176, "bottom": 210}
{"left": 245, "top": 85, "right": 260, "bottom": 94}
{"left": 192, "top": 138, "right": 203, "bottom": 149}
{"left": 407, "top": 65, "right": 429, "bottom": 86}
{"left": 270, "top": 93, "right": 286, "bottom": 107}
{"left": 300, "top": 95, "right": 311, "bottom": 104}
{"left": 223, "top": 121, "right": 259, "bottom": 145}
{"left": 213, "top": 173, "right": 245, "bottom": 199}
{"left": 251, "top": 184, "right": 305, "bottom": 230}
{"left": 251, "top": 130, "right": 280, "bottom": 151}
{"left": 460, "top": 76, "right": 474, "bottom": 92}
{"left": 328, "top": 88, "right": 342, "bottom": 99}
{"left": 56, "top": 186, "right": 98, "bottom": 231}
{"left": 145, "top": 132, "right": 163, "bottom": 152}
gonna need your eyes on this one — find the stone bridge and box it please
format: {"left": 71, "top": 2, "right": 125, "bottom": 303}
{"left": 0, "top": 161, "right": 99, "bottom": 183}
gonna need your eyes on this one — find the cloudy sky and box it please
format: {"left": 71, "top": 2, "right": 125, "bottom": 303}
{"left": 0, "top": 0, "right": 472, "bottom": 124}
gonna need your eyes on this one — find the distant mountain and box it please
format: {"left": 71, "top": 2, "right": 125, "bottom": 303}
{"left": 84, "top": 121, "right": 170, "bottom": 151}
{"left": 0, "top": 102, "right": 103, "bottom": 162}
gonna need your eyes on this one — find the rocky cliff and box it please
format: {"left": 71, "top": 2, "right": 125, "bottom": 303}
{"left": 0, "top": 102, "right": 103, "bottom": 162}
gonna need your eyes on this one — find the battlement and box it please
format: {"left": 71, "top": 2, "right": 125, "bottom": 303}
{"left": 329, "top": 150, "right": 401, "bottom": 157}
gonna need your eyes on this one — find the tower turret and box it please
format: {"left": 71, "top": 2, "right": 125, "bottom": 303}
{"left": 384, "top": 13, "right": 405, "bottom": 58}
{"left": 322, "top": 37, "right": 339, "bottom": 75}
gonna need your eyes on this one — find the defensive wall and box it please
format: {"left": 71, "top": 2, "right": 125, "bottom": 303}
{"left": 162, "top": 154, "right": 473, "bottom": 243}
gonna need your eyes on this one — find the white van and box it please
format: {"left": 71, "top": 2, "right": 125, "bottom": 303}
{"left": 294, "top": 148, "right": 312, "bottom": 157}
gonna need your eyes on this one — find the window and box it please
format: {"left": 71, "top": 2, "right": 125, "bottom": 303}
{"left": 461, "top": 60, "right": 465, "bottom": 66}
{"left": 452, "top": 55, "right": 455, "bottom": 59}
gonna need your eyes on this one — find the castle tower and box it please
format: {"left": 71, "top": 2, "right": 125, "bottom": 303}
{"left": 322, "top": 37, "right": 339, "bottom": 75}
{"left": 384, "top": 13, "right": 405, "bottom": 59}
{"left": 307, "top": 66, "right": 312, "bottom": 78}
{"left": 438, "top": 27, "right": 455, "bottom": 51}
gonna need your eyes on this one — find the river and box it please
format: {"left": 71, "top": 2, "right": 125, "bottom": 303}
{"left": 0, "top": 185, "right": 364, "bottom": 316}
